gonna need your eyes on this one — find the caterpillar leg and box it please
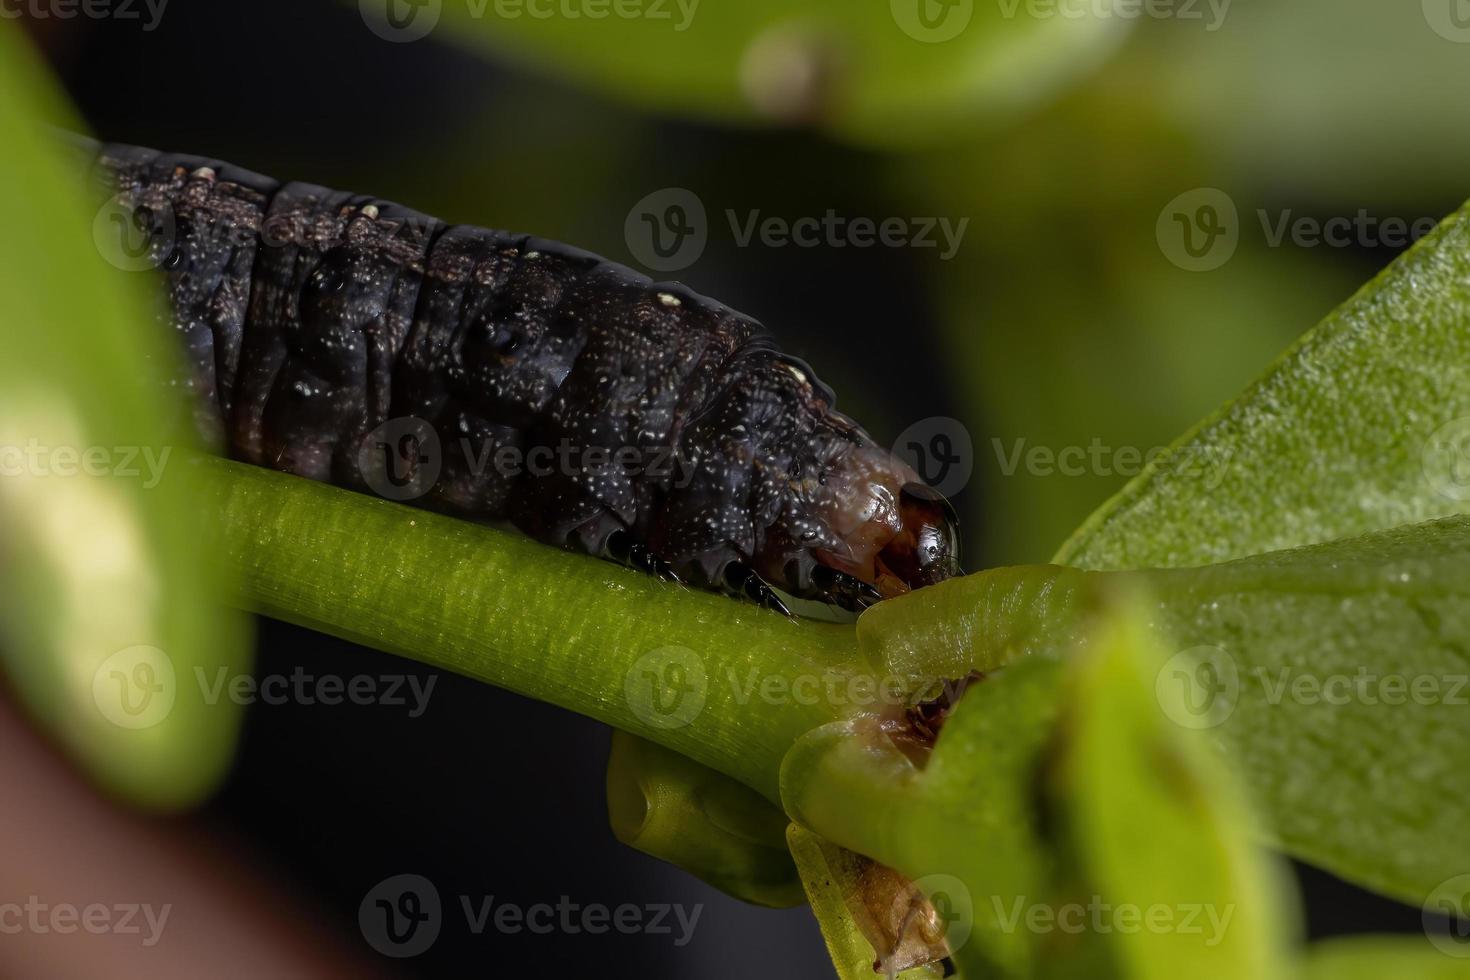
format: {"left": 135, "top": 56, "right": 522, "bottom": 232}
{"left": 722, "top": 563, "right": 793, "bottom": 618}
{"left": 811, "top": 565, "right": 883, "bottom": 613}
{"left": 602, "top": 528, "right": 683, "bottom": 585}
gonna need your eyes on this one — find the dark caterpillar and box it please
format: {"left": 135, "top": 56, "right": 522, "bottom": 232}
{"left": 83, "top": 141, "right": 961, "bottom": 613}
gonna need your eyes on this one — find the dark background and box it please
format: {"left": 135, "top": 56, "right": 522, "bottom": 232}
{"left": 25, "top": 1, "right": 1439, "bottom": 975}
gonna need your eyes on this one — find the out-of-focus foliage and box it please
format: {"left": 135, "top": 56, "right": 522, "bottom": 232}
{"left": 1059, "top": 199, "right": 1470, "bottom": 569}
{"left": 1135, "top": 1, "right": 1470, "bottom": 208}
{"left": 419, "top": 0, "right": 1130, "bottom": 145}
{"left": 0, "top": 26, "right": 250, "bottom": 807}
{"left": 1036, "top": 588, "right": 1292, "bottom": 980}
{"left": 901, "top": 85, "right": 1359, "bottom": 564}
{"left": 865, "top": 517, "right": 1470, "bottom": 906}
{"left": 1302, "top": 937, "right": 1470, "bottom": 979}
{"left": 784, "top": 589, "right": 1294, "bottom": 979}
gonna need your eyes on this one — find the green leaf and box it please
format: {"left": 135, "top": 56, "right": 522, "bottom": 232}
{"left": 0, "top": 26, "right": 250, "bottom": 808}
{"left": 783, "top": 660, "right": 1064, "bottom": 977}
{"left": 861, "top": 516, "right": 1470, "bottom": 905}
{"left": 418, "top": 0, "right": 1129, "bottom": 145}
{"left": 1057, "top": 199, "right": 1470, "bottom": 571}
{"left": 790, "top": 588, "right": 1293, "bottom": 978}
{"left": 1042, "top": 585, "right": 1293, "bottom": 980}
{"left": 1301, "top": 937, "right": 1470, "bottom": 980}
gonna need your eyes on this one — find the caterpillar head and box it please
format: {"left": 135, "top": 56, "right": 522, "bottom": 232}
{"left": 793, "top": 441, "right": 961, "bottom": 609}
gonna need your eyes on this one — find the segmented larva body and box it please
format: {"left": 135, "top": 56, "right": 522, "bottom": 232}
{"left": 88, "top": 143, "right": 959, "bottom": 611}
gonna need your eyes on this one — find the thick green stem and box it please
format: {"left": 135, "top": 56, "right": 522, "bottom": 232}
{"left": 200, "top": 456, "right": 863, "bottom": 801}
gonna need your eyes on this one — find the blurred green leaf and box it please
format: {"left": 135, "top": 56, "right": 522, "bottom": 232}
{"left": 1301, "top": 936, "right": 1470, "bottom": 979}
{"left": 418, "top": 0, "right": 1130, "bottom": 145}
{"left": 1135, "top": 1, "right": 1470, "bottom": 210}
{"left": 863, "top": 516, "right": 1470, "bottom": 904}
{"left": 783, "top": 659, "right": 1063, "bottom": 977}
{"left": 1058, "top": 198, "right": 1470, "bottom": 570}
{"left": 1040, "top": 585, "right": 1293, "bottom": 980}
{"left": 789, "top": 588, "right": 1293, "bottom": 978}
{"left": 0, "top": 26, "right": 250, "bottom": 807}
{"left": 906, "top": 85, "right": 1359, "bottom": 565}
